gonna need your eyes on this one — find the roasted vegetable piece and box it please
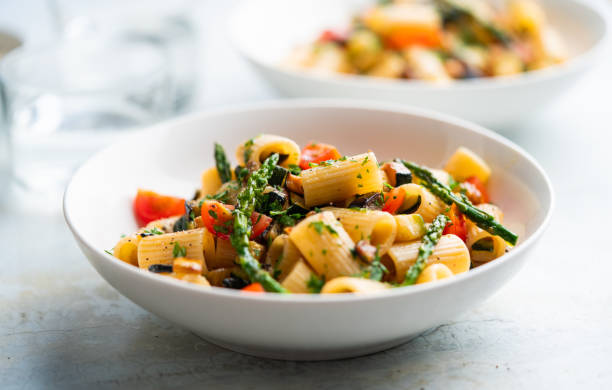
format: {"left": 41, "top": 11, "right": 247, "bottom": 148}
{"left": 443, "top": 204, "right": 467, "bottom": 242}
{"left": 242, "top": 283, "right": 266, "bottom": 292}
{"left": 298, "top": 142, "right": 341, "bottom": 170}
{"left": 348, "top": 192, "right": 383, "bottom": 210}
{"left": 214, "top": 143, "right": 232, "bottom": 183}
{"left": 402, "top": 161, "right": 517, "bottom": 245}
{"left": 230, "top": 154, "right": 288, "bottom": 293}
{"left": 133, "top": 189, "right": 186, "bottom": 227}
{"left": 382, "top": 161, "right": 412, "bottom": 187}
{"left": 402, "top": 214, "right": 449, "bottom": 285}
{"left": 268, "top": 165, "right": 289, "bottom": 187}
{"left": 382, "top": 187, "right": 405, "bottom": 214}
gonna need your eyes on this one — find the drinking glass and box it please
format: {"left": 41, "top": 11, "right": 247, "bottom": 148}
{"left": 0, "top": 37, "right": 170, "bottom": 197}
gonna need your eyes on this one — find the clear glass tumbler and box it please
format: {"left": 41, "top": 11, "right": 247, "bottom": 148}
{"left": 0, "top": 37, "right": 170, "bottom": 196}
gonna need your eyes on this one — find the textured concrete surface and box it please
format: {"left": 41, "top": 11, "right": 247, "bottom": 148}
{"left": 2, "top": 1, "right": 612, "bottom": 389}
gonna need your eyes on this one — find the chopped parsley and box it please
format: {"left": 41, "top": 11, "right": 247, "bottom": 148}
{"left": 208, "top": 209, "right": 218, "bottom": 219}
{"left": 172, "top": 242, "right": 187, "bottom": 258}
{"left": 448, "top": 177, "right": 460, "bottom": 191}
{"left": 384, "top": 183, "right": 393, "bottom": 190}
{"left": 361, "top": 156, "right": 369, "bottom": 166}
{"left": 361, "top": 249, "right": 388, "bottom": 281}
{"left": 309, "top": 221, "right": 338, "bottom": 235}
{"left": 143, "top": 227, "right": 164, "bottom": 235}
{"left": 356, "top": 173, "right": 363, "bottom": 179}
{"left": 288, "top": 164, "right": 302, "bottom": 175}
{"left": 306, "top": 274, "right": 326, "bottom": 293}
{"left": 243, "top": 138, "right": 255, "bottom": 162}
{"left": 104, "top": 249, "right": 113, "bottom": 256}
{"left": 205, "top": 189, "right": 230, "bottom": 203}
{"left": 322, "top": 249, "right": 327, "bottom": 255}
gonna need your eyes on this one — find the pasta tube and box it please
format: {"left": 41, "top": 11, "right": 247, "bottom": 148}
{"left": 398, "top": 183, "right": 447, "bottom": 222}
{"left": 321, "top": 277, "right": 390, "bottom": 294}
{"left": 301, "top": 152, "right": 382, "bottom": 207}
{"left": 235, "top": 134, "right": 300, "bottom": 168}
{"left": 322, "top": 207, "right": 397, "bottom": 255}
{"left": 384, "top": 234, "right": 470, "bottom": 283}
{"left": 207, "top": 238, "right": 266, "bottom": 270}
{"left": 444, "top": 147, "right": 491, "bottom": 183}
{"left": 466, "top": 203, "right": 507, "bottom": 264}
{"left": 137, "top": 229, "right": 207, "bottom": 271}
{"left": 281, "top": 260, "right": 317, "bottom": 294}
{"left": 289, "top": 211, "right": 361, "bottom": 279}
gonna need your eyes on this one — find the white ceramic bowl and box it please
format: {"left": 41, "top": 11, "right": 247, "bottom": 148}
{"left": 64, "top": 101, "right": 553, "bottom": 360}
{"left": 229, "top": 0, "right": 609, "bottom": 128}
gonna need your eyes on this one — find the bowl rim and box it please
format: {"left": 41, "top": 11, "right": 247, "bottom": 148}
{"left": 227, "top": 0, "right": 610, "bottom": 92}
{"left": 63, "top": 99, "right": 555, "bottom": 304}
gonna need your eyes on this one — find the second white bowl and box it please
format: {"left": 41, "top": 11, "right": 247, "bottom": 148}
{"left": 229, "top": 0, "right": 608, "bottom": 128}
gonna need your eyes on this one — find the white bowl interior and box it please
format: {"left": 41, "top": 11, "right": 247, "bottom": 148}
{"left": 67, "top": 102, "right": 548, "bottom": 258}
{"left": 231, "top": 0, "right": 606, "bottom": 72}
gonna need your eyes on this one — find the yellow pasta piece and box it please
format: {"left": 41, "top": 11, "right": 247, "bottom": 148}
{"left": 289, "top": 212, "right": 361, "bottom": 279}
{"left": 398, "top": 183, "right": 447, "bottom": 223}
{"left": 171, "top": 273, "right": 210, "bottom": 287}
{"left": 201, "top": 167, "right": 223, "bottom": 197}
{"left": 321, "top": 277, "right": 390, "bottom": 294}
{"left": 235, "top": 134, "right": 300, "bottom": 168}
{"left": 112, "top": 234, "right": 142, "bottom": 266}
{"left": 394, "top": 214, "right": 426, "bottom": 242}
{"left": 281, "top": 259, "right": 317, "bottom": 294}
{"left": 416, "top": 263, "right": 454, "bottom": 285}
{"left": 301, "top": 152, "right": 382, "bottom": 207}
{"left": 137, "top": 229, "right": 207, "bottom": 271}
{"left": 508, "top": 0, "right": 546, "bottom": 35}
{"left": 145, "top": 216, "right": 180, "bottom": 233}
{"left": 384, "top": 234, "right": 470, "bottom": 283}
{"left": 466, "top": 203, "right": 507, "bottom": 264}
{"left": 322, "top": 207, "right": 397, "bottom": 256}
{"left": 204, "top": 267, "right": 234, "bottom": 287}
{"left": 444, "top": 147, "right": 491, "bottom": 183}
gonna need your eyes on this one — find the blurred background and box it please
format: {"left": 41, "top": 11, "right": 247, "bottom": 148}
{"left": 0, "top": 0, "right": 278, "bottom": 213}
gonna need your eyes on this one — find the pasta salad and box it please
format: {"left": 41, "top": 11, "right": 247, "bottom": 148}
{"left": 109, "top": 134, "right": 517, "bottom": 294}
{"left": 286, "top": 0, "right": 566, "bottom": 81}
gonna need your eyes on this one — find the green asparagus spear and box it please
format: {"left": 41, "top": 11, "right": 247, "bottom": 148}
{"left": 230, "top": 153, "right": 288, "bottom": 293}
{"left": 214, "top": 143, "right": 232, "bottom": 183}
{"left": 402, "top": 161, "right": 518, "bottom": 246}
{"left": 403, "top": 214, "right": 449, "bottom": 286}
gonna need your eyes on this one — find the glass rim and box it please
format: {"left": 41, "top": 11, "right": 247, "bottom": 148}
{"left": 0, "top": 37, "right": 168, "bottom": 95}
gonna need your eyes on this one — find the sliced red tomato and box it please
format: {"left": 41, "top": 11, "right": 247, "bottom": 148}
{"left": 242, "top": 283, "right": 265, "bottom": 293}
{"left": 463, "top": 176, "right": 490, "bottom": 204}
{"left": 318, "top": 29, "right": 343, "bottom": 43}
{"left": 299, "top": 142, "right": 341, "bottom": 170}
{"left": 201, "top": 200, "right": 235, "bottom": 239}
{"left": 443, "top": 204, "right": 467, "bottom": 242}
{"left": 201, "top": 200, "right": 272, "bottom": 240}
{"left": 251, "top": 213, "right": 272, "bottom": 239}
{"left": 133, "top": 189, "right": 185, "bottom": 227}
{"left": 385, "top": 26, "right": 443, "bottom": 50}
{"left": 382, "top": 187, "right": 406, "bottom": 214}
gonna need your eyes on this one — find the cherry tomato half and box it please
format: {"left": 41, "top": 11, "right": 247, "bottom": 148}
{"left": 133, "top": 189, "right": 185, "bottom": 227}
{"left": 463, "top": 176, "right": 490, "bottom": 204}
{"left": 201, "top": 200, "right": 272, "bottom": 240}
{"left": 241, "top": 283, "right": 265, "bottom": 293}
{"left": 443, "top": 204, "right": 467, "bottom": 242}
{"left": 382, "top": 187, "right": 406, "bottom": 214}
{"left": 299, "top": 142, "right": 341, "bottom": 170}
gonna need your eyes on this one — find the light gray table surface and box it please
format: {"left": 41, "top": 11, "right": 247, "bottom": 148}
{"left": 2, "top": 1, "right": 612, "bottom": 389}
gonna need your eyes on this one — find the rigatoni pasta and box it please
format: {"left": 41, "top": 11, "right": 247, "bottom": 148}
{"left": 301, "top": 152, "right": 382, "bottom": 207}
{"left": 111, "top": 135, "right": 517, "bottom": 293}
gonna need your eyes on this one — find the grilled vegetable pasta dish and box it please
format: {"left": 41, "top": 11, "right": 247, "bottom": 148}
{"left": 110, "top": 134, "right": 517, "bottom": 294}
{"left": 287, "top": 0, "right": 566, "bottom": 81}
